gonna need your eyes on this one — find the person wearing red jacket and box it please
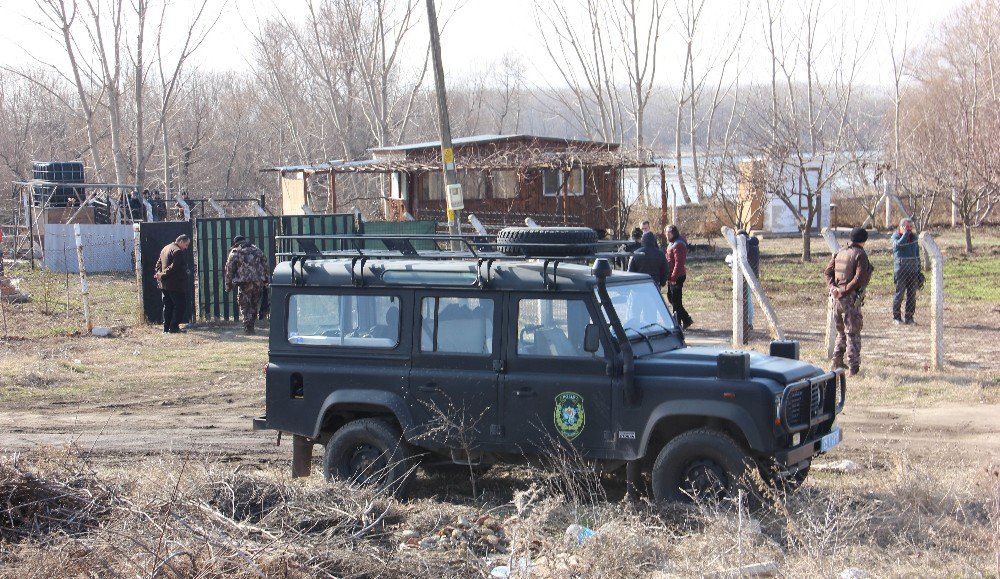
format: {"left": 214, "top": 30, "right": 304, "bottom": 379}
{"left": 664, "top": 224, "right": 694, "bottom": 329}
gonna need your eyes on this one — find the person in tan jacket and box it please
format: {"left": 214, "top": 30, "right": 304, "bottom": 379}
{"left": 824, "top": 227, "right": 873, "bottom": 375}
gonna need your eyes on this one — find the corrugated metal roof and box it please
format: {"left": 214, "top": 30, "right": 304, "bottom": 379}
{"left": 369, "top": 133, "right": 619, "bottom": 152}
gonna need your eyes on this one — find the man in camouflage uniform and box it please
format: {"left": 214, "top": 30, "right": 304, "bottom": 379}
{"left": 225, "top": 236, "right": 269, "bottom": 334}
{"left": 824, "top": 227, "right": 873, "bottom": 376}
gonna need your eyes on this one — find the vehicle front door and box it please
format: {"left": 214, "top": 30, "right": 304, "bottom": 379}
{"left": 407, "top": 291, "right": 503, "bottom": 456}
{"left": 501, "top": 294, "right": 614, "bottom": 453}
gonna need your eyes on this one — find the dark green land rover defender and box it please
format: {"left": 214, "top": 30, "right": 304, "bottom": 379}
{"left": 253, "top": 229, "right": 845, "bottom": 502}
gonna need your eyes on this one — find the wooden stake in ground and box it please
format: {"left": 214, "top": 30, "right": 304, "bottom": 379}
{"left": 919, "top": 232, "right": 945, "bottom": 370}
{"left": 721, "top": 227, "right": 785, "bottom": 341}
{"left": 73, "top": 224, "right": 93, "bottom": 333}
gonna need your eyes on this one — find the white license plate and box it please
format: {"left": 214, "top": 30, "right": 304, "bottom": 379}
{"left": 819, "top": 428, "right": 842, "bottom": 452}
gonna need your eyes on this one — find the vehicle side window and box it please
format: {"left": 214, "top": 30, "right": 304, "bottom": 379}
{"left": 421, "top": 296, "right": 494, "bottom": 355}
{"left": 517, "top": 298, "right": 604, "bottom": 358}
{"left": 287, "top": 294, "right": 400, "bottom": 348}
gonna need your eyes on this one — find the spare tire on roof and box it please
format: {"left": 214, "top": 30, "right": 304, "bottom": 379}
{"left": 496, "top": 226, "right": 598, "bottom": 257}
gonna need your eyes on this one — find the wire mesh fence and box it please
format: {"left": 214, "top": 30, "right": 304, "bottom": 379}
{"left": 678, "top": 229, "right": 1000, "bottom": 375}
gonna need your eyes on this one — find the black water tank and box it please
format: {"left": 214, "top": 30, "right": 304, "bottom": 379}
{"left": 32, "top": 161, "right": 85, "bottom": 207}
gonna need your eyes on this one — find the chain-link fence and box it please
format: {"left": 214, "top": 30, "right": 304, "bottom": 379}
{"left": 678, "top": 227, "right": 1000, "bottom": 376}
{"left": 0, "top": 225, "right": 142, "bottom": 339}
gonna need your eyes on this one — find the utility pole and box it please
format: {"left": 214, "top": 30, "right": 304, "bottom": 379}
{"left": 425, "top": 0, "right": 463, "bottom": 244}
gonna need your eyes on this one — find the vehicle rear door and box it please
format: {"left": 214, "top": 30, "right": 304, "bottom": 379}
{"left": 407, "top": 291, "right": 504, "bottom": 453}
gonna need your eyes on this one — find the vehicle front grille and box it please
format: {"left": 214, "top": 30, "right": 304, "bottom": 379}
{"left": 781, "top": 371, "right": 844, "bottom": 433}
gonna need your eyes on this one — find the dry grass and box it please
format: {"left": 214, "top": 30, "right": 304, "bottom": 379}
{"left": 0, "top": 445, "right": 996, "bottom": 578}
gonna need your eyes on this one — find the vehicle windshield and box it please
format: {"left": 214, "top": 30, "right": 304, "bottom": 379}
{"left": 598, "top": 281, "right": 677, "bottom": 336}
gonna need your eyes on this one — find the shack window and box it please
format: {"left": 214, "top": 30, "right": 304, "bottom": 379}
{"left": 421, "top": 296, "right": 494, "bottom": 355}
{"left": 419, "top": 171, "right": 445, "bottom": 200}
{"left": 457, "top": 169, "right": 487, "bottom": 200}
{"left": 287, "top": 294, "right": 400, "bottom": 348}
{"left": 542, "top": 168, "right": 584, "bottom": 197}
{"left": 492, "top": 170, "right": 519, "bottom": 199}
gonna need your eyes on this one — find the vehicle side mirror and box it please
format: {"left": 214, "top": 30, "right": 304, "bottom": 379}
{"left": 584, "top": 323, "right": 600, "bottom": 353}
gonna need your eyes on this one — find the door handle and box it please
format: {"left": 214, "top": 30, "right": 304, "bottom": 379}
{"left": 513, "top": 387, "right": 535, "bottom": 398}
{"left": 418, "top": 382, "right": 440, "bottom": 393}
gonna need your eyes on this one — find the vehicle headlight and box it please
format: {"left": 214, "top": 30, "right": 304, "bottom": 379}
{"left": 792, "top": 433, "right": 801, "bottom": 446}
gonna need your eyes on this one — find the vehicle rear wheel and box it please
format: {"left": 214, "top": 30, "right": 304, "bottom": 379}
{"left": 323, "top": 418, "right": 415, "bottom": 499}
{"left": 651, "top": 429, "right": 757, "bottom": 505}
{"left": 496, "top": 226, "right": 597, "bottom": 257}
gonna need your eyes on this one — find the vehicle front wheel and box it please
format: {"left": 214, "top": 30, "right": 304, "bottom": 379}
{"left": 651, "top": 429, "right": 757, "bottom": 505}
{"left": 323, "top": 418, "right": 415, "bottom": 499}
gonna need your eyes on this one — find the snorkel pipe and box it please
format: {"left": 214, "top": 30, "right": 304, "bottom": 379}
{"left": 592, "top": 258, "right": 638, "bottom": 406}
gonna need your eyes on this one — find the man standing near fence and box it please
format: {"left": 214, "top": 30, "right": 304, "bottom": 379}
{"left": 154, "top": 234, "right": 191, "bottom": 334}
{"left": 824, "top": 227, "right": 873, "bottom": 376}
{"left": 225, "top": 236, "right": 269, "bottom": 335}
{"left": 891, "top": 218, "right": 921, "bottom": 325}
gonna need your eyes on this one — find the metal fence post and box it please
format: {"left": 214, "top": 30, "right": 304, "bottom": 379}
{"left": 732, "top": 234, "right": 745, "bottom": 347}
{"left": 821, "top": 228, "right": 841, "bottom": 360}
{"left": 73, "top": 224, "right": 93, "bottom": 333}
{"left": 133, "top": 223, "right": 144, "bottom": 324}
{"left": 919, "top": 232, "right": 945, "bottom": 370}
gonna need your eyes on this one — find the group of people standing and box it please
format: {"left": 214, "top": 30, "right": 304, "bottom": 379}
{"left": 122, "top": 189, "right": 193, "bottom": 222}
{"left": 153, "top": 234, "right": 269, "bottom": 335}
{"left": 625, "top": 220, "right": 694, "bottom": 330}
{"left": 625, "top": 217, "right": 924, "bottom": 378}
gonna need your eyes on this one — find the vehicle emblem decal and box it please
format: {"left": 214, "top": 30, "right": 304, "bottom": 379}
{"left": 554, "top": 392, "right": 586, "bottom": 441}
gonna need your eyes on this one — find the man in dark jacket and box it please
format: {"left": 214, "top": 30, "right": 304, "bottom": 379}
{"left": 155, "top": 234, "right": 192, "bottom": 333}
{"left": 665, "top": 224, "right": 694, "bottom": 329}
{"left": 225, "top": 236, "right": 270, "bottom": 334}
{"left": 890, "top": 218, "right": 920, "bottom": 324}
{"left": 824, "top": 227, "right": 873, "bottom": 376}
{"left": 628, "top": 231, "right": 668, "bottom": 287}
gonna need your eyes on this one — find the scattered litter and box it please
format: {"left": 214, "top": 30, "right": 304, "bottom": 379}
{"left": 838, "top": 567, "right": 870, "bottom": 579}
{"left": 91, "top": 327, "right": 113, "bottom": 337}
{"left": 813, "top": 459, "right": 860, "bottom": 473}
{"left": 564, "top": 523, "right": 595, "bottom": 545}
{"left": 490, "top": 557, "right": 534, "bottom": 578}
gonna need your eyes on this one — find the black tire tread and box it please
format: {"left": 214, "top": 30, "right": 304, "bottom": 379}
{"left": 323, "top": 417, "right": 415, "bottom": 499}
{"left": 496, "top": 226, "right": 597, "bottom": 257}
{"left": 651, "top": 428, "right": 754, "bottom": 504}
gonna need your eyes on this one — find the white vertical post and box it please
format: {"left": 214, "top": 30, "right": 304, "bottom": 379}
{"left": 208, "top": 198, "right": 226, "bottom": 218}
{"left": 821, "top": 228, "right": 841, "bottom": 360}
{"left": 73, "top": 224, "right": 93, "bottom": 333}
{"left": 467, "top": 214, "right": 488, "bottom": 236}
{"left": 883, "top": 179, "right": 892, "bottom": 229}
{"left": 732, "top": 234, "right": 745, "bottom": 347}
{"left": 951, "top": 189, "right": 958, "bottom": 228}
{"left": 722, "top": 227, "right": 785, "bottom": 341}
{"left": 919, "top": 232, "right": 945, "bottom": 370}
{"left": 133, "top": 223, "right": 144, "bottom": 324}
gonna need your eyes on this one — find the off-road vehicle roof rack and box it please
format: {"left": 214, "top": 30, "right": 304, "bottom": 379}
{"left": 275, "top": 233, "right": 628, "bottom": 289}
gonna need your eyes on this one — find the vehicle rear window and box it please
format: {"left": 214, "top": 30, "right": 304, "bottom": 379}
{"left": 420, "top": 296, "right": 494, "bottom": 355}
{"left": 287, "top": 294, "right": 400, "bottom": 348}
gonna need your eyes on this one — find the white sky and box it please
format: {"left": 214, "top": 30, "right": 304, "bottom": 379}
{"left": 0, "top": 0, "right": 968, "bottom": 88}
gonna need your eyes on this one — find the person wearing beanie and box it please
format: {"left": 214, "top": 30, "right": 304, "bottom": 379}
{"left": 628, "top": 231, "right": 668, "bottom": 287}
{"left": 225, "top": 235, "right": 270, "bottom": 334}
{"left": 823, "top": 227, "right": 873, "bottom": 376}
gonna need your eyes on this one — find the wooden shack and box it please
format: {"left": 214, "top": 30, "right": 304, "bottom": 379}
{"left": 269, "top": 134, "right": 654, "bottom": 236}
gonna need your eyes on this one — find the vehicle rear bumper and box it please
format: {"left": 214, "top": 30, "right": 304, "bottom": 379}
{"left": 774, "top": 426, "right": 842, "bottom": 466}
{"left": 252, "top": 415, "right": 268, "bottom": 431}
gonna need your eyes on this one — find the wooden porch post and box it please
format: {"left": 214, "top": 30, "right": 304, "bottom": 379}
{"left": 328, "top": 171, "right": 337, "bottom": 213}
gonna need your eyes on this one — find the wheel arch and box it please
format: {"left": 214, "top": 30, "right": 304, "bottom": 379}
{"left": 312, "top": 389, "right": 414, "bottom": 441}
{"left": 639, "top": 401, "right": 766, "bottom": 462}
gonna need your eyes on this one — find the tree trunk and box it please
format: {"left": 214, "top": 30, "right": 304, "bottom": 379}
{"left": 801, "top": 226, "right": 812, "bottom": 262}
{"left": 964, "top": 223, "right": 973, "bottom": 253}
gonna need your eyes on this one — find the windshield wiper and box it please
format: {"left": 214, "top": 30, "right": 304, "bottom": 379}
{"left": 625, "top": 326, "right": 654, "bottom": 351}
{"left": 639, "top": 322, "right": 673, "bottom": 336}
